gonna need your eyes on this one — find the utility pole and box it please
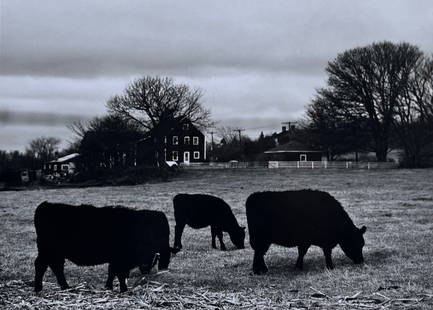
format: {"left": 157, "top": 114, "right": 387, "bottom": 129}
{"left": 233, "top": 128, "right": 245, "bottom": 143}
{"left": 209, "top": 131, "right": 215, "bottom": 161}
{"left": 233, "top": 128, "right": 245, "bottom": 161}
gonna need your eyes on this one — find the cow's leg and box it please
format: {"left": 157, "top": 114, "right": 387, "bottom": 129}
{"left": 216, "top": 227, "right": 226, "bottom": 251}
{"left": 174, "top": 222, "right": 186, "bottom": 249}
{"left": 34, "top": 255, "right": 48, "bottom": 292}
{"left": 117, "top": 269, "right": 129, "bottom": 293}
{"left": 323, "top": 247, "right": 334, "bottom": 269}
{"left": 105, "top": 264, "right": 115, "bottom": 290}
{"left": 252, "top": 243, "right": 270, "bottom": 275}
{"left": 211, "top": 225, "right": 217, "bottom": 249}
{"left": 49, "top": 257, "right": 69, "bottom": 290}
{"left": 253, "top": 248, "right": 269, "bottom": 275}
{"left": 159, "top": 249, "right": 170, "bottom": 270}
{"left": 295, "top": 245, "right": 310, "bottom": 269}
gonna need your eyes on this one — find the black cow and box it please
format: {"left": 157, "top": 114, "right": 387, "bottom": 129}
{"left": 34, "top": 201, "right": 178, "bottom": 292}
{"left": 173, "top": 194, "right": 245, "bottom": 250}
{"left": 246, "top": 190, "right": 366, "bottom": 274}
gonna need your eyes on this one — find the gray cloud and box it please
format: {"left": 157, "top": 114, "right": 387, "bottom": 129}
{"left": 0, "top": 110, "right": 91, "bottom": 126}
{"left": 2, "top": 0, "right": 432, "bottom": 78}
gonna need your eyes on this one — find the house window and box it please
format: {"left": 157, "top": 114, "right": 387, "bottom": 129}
{"left": 172, "top": 136, "right": 179, "bottom": 145}
{"left": 53, "top": 165, "right": 58, "bottom": 171}
{"left": 300, "top": 154, "right": 307, "bottom": 162}
{"left": 194, "top": 151, "right": 200, "bottom": 159}
{"left": 184, "top": 136, "right": 190, "bottom": 145}
{"left": 61, "top": 164, "right": 69, "bottom": 171}
{"left": 193, "top": 136, "right": 199, "bottom": 145}
{"left": 172, "top": 151, "right": 178, "bottom": 161}
{"left": 182, "top": 123, "right": 189, "bottom": 130}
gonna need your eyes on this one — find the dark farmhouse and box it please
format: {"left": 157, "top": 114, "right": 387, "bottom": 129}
{"left": 137, "top": 120, "right": 206, "bottom": 165}
{"left": 264, "top": 141, "right": 323, "bottom": 161}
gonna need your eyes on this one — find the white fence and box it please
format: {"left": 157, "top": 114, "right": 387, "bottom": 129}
{"left": 181, "top": 161, "right": 398, "bottom": 170}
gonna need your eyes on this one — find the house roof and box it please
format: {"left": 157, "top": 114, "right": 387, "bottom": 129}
{"left": 265, "top": 141, "right": 322, "bottom": 154}
{"left": 142, "top": 119, "right": 204, "bottom": 139}
{"left": 50, "top": 153, "right": 81, "bottom": 163}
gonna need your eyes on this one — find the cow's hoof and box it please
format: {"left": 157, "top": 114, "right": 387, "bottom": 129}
{"left": 253, "top": 266, "right": 268, "bottom": 275}
{"left": 119, "top": 287, "right": 128, "bottom": 293}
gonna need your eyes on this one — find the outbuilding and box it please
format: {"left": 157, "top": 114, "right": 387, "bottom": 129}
{"left": 43, "top": 153, "right": 81, "bottom": 175}
{"left": 264, "top": 141, "right": 323, "bottom": 162}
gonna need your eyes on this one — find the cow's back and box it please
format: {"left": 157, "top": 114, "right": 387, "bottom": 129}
{"left": 35, "top": 202, "right": 120, "bottom": 265}
{"left": 246, "top": 190, "right": 348, "bottom": 249}
{"left": 174, "top": 194, "right": 233, "bottom": 228}
{"left": 34, "top": 202, "right": 170, "bottom": 266}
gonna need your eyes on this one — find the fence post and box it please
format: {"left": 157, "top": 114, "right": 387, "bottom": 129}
{"left": 297, "top": 161, "right": 300, "bottom": 169}
{"left": 312, "top": 161, "right": 314, "bottom": 169}
{"left": 367, "top": 162, "right": 370, "bottom": 170}
{"left": 346, "top": 162, "right": 349, "bottom": 169}
{"left": 324, "top": 161, "right": 327, "bottom": 169}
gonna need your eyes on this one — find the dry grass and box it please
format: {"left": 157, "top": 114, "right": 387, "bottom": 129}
{"left": 1, "top": 168, "right": 432, "bottom": 309}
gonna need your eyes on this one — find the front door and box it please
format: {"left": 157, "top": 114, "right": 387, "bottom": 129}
{"left": 183, "top": 151, "right": 190, "bottom": 164}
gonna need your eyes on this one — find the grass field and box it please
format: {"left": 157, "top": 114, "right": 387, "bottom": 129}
{"left": 1, "top": 168, "right": 432, "bottom": 309}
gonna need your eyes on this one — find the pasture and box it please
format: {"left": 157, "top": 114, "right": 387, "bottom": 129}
{"left": 1, "top": 168, "right": 432, "bottom": 309}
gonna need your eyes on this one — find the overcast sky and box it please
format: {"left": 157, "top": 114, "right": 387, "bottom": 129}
{"left": 1, "top": 0, "right": 433, "bottom": 151}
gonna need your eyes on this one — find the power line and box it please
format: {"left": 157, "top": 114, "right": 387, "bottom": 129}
{"left": 233, "top": 128, "right": 245, "bottom": 143}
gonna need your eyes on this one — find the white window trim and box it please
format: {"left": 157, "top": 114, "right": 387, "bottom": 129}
{"left": 300, "top": 154, "right": 307, "bottom": 162}
{"left": 184, "top": 136, "right": 190, "bottom": 145}
{"left": 172, "top": 136, "right": 179, "bottom": 145}
{"left": 193, "top": 136, "right": 199, "bottom": 145}
{"left": 172, "top": 151, "right": 178, "bottom": 161}
{"left": 193, "top": 151, "right": 200, "bottom": 159}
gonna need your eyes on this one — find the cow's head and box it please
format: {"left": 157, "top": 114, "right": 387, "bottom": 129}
{"left": 339, "top": 226, "right": 366, "bottom": 264}
{"left": 157, "top": 247, "right": 181, "bottom": 270}
{"left": 230, "top": 226, "right": 246, "bottom": 249}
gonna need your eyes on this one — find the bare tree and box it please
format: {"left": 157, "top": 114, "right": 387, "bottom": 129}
{"left": 26, "top": 136, "right": 61, "bottom": 162}
{"left": 323, "top": 41, "right": 423, "bottom": 161}
{"left": 106, "top": 76, "right": 212, "bottom": 131}
{"left": 216, "top": 126, "right": 239, "bottom": 144}
{"left": 394, "top": 55, "right": 433, "bottom": 166}
{"left": 306, "top": 90, "right": 371, "bottom": 160}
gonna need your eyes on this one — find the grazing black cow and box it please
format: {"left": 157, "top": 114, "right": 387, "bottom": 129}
{"left": 173, "top": 194, "right": 245, "bottom": 250}
{"left": 246, "top": 190, "right": 366, "bottom": 274}
{"left": 34, "top": 201, "right": 178, "bottom": 292}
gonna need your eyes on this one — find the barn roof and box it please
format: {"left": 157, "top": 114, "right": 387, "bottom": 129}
{"left": 264, "top": 141, "right": 322, "bottom": 154}
{"left": 50, "top": 153, "right": 81, "bottom": 163}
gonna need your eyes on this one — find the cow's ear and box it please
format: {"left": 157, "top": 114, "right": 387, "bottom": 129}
{"left": 360, "top": 226, "right": 367, "bottom": 234}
